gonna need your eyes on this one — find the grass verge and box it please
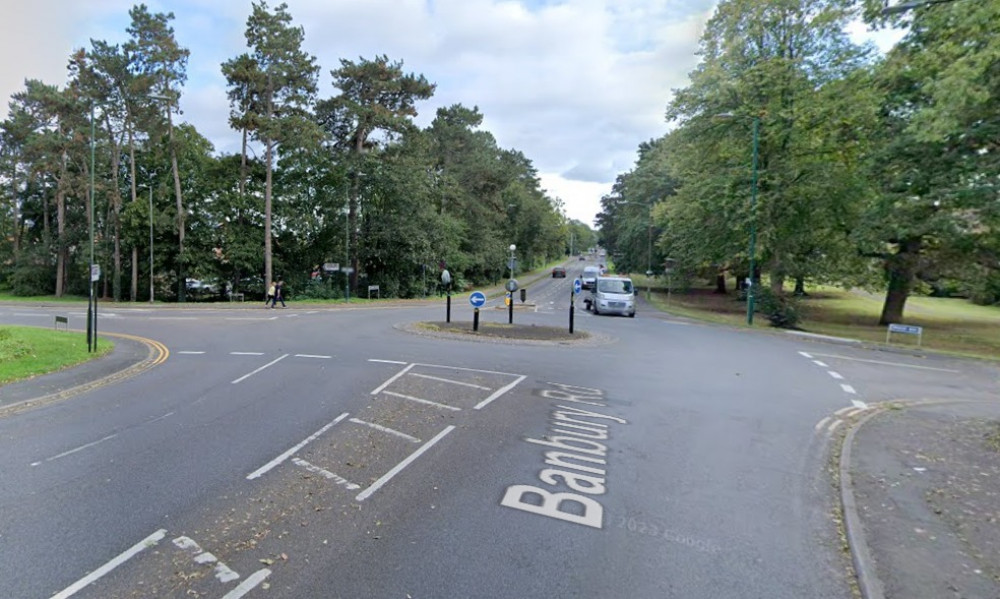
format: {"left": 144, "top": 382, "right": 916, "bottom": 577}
{"left": 0, "top": 326, "right": 113, "bottom": 385}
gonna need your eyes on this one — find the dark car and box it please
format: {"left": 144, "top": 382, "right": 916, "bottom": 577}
{"left": 552, "top": 266, "right": 567, "bottom": 278}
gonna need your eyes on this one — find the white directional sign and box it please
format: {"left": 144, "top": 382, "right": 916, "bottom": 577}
{"left": 469, "top": 291, "right": 486, "bottom": 308}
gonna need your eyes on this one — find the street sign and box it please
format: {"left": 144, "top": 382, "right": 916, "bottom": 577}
{"left": 573, "top": 278, "right": 582, "bottom": 294}
{"left": 90, "top": 264, "right": 101, "bottom": 282}
{"left": 341, "top": 266, "right": 355, "bottom": 274}
{"left": 505, "top": 279, "right": 519, "bottom": 292}
{"left": 888, "top": 323, "right": 922, "bottom": 335}
{"left": 469, "top": 291, "right": 486, "bottom": 308}
{"left": 322, "top": 262, "right": 339, "bottom": 273}
{"left": 441, "top": 269, "right": 452, "bottom": 286}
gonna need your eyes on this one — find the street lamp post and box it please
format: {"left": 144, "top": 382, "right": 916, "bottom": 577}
{"left": 148, "top": 183, "right": 155, "bottom": 303}
{"left": 747, "top": 116, "right": 760, "bottom": 325}
{"left": 716, "top": 112, "right": 761, "bottom": 325}
{"left": 508, "top": 244, "right": 516, "bottom": 324}
{"left": 87, "top": 104, "right": 97, "bottom": 352}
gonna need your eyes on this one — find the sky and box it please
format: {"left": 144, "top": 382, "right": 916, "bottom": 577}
{"left": 0, "top": 0, "right": 902, "bottom": 228}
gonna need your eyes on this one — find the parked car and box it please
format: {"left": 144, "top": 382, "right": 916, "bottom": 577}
{"left": 581, "top": 265, "right": 600, "bottom": 290}
{"left": 585, "top": 275, "right": 636, "bottom": 317}
{"left": 552, "top": 266, "right": 567, "bottom": 278}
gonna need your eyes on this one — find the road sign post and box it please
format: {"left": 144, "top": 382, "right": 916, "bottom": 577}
{"left": 505, "top": 279, "right": 518, "bottom": 324}
{"left": 469, "top": 291, "right": 486, "bottom": 331}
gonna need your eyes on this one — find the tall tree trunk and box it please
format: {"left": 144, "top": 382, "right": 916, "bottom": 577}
{"left": 715, "top": 273, "right": 727, "bottom": 294}
{"left": 793, "top": 276, "right": 805, "bottom": 296}
{"left": 166, "top": 107, "right": 185, "bottom": 301}
{"left": 55, "top": 187, "right": 66, "bottom": 297}
{"left": 131, "top": 246, "right": 138, "bottom": 301}
{"left": 878, "top": 238, "right": 922, "bottom": 325}
{"left": 264, "top": 138, "right": 273, "bottom": 290}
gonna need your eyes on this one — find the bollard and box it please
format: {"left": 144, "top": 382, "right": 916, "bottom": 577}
{"left": 473, "top": 308, "right": 480, "bottom": 331}
{"left": 508, "top": 292, "right": 514, "bottom": 324}
{"left": 446, "top": 293, "right": 451, "bottom": 323}
{"left": 520, "top": 288, "right": 526, "bottom": 303}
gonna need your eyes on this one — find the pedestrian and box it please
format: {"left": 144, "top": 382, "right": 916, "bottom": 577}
{"left": 266, "top": 281, "right": 276, "bottom": 307}
{"left": 273, "top": 280, "right": 287, "bottom": 308}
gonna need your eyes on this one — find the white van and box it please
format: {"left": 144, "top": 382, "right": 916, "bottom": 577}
{"left": 585, "top": 275, "right": 636, "bottom": 317}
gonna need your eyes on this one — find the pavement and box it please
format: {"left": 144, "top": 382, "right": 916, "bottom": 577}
{"left": 2, "top": 313, "right": 1000, "bottom": 598}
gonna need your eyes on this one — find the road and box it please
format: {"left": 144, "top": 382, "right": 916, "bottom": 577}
{"left": 1, "top": 266, "right": 995, "bottom": 598}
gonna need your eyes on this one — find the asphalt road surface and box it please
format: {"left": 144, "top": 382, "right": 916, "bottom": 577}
{"left": 1, "top": 271, "right": 995, "bottom": 599}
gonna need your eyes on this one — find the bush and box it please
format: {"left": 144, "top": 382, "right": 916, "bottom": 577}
{"left": 753, "top": 287, "right": 801, "bottom": 329}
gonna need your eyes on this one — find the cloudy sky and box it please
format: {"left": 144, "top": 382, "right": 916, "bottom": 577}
{"left": 0, "top": 0, "right": 897, "bottom": 227}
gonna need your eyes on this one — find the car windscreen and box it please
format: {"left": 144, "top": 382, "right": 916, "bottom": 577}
{"left": 583, "top": 267, "right": 599, "bottom": 278}
{"left": 598, "top": 279, "right": 632, "bottom": 293}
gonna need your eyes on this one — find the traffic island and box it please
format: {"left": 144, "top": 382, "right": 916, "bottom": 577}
{"left": 405, "top": 321, "right": 598, "bottom": 345}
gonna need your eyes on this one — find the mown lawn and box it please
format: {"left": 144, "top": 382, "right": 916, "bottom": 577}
{"left": 635, "top": 276, "right": 1000, "bottom": 360}
{"left": 0, "top": 326, "right": 113, "bottom": 385}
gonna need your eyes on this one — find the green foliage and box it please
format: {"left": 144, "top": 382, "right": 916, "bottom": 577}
{"left": 753, "top": 286, "right": 800, "bottom": 329}
{"left": 0, "top": 326, "right": 113, "bottom": 385}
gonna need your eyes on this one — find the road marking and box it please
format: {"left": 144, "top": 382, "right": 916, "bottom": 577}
{"left": 51, "top": 529, "right": 167, "bottom": 599}
{"left": 840, "top": 384, "right": 857, "bottom": 395}
{"left": 356, "top": 425, "right": 456, "bottom": 501}
{"left": 291, "top": 458, "right": 361, "bottom": 490}
{"left": 177, "top": 351, "right": 205, "bottom": 355}
{"left": 220, "top": 569, "right": 272, "bottom": 599}
{"left": 812, "top": 360, "right": 828, "bottom": 368}
{"left": 806, "top": 352, "right": 961, "bottom": 373}
{"left": 382, "top": 390, "right": 461, "bottom": 411}
{"left": 231, "top": 352, "right": 265, "bottom": 356}
{"left": 852, "top": 399, "right": 869, "bottom": 409}
{"left": 408, "top": 372, "right": 492, "bottom": 390}
{"left": 371, "top": 363, "right": 417, "bottom": 394}
{"left": 798, "top": 351, "right": 814, "bottom": 359}
{"left": 349, "top": 418, "right": 421, "bottom": 443}
{"left": 295, "top": 354, "right": 331, "bottom": 359}
{"left": 231, "top": 354, "right": 289, "bottom": 384}
{"left": 475, "top": 375, "right": 527, "bottom": 410}
{"left": 146, "top": 412, "right": 174, "bottom": 424}
{"left": 32, "top": 434, "right": 118, "bottom": 466}
{"left": 369, "top": 359, "right": 408, "bottom": 364}
{"left": 246, "top": 412, "right": 349, "bottom": 480}
{"left": 828, "top": 371, "right": 844, "bottom": 380}
{"left": 172, "top": 536, "right": 239, "bottom": 583}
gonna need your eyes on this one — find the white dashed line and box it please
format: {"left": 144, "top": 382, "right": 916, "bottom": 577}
{"left": 840, "top": 384, "right": 857, "bottom": 395}
{"left": 812, "top": 360, "right": 829, "bottom": 368}
{"left": 798, "top": 351, "right": 814, "bottom": 359}
{"left": 32, "top": 434, "right": 118, "bottom": 466}
{"left": 828, "top": 371, "right": 844, "bottom": 380}
{"left": 294, "top": 354, "right": 331, "bottom": 359}
{"left": 369, "top": 359, "right": 408, "bottom": 364}
{"left": 230, "top": 352, "right": 265, "bottom": 356}
{"left": 177, "top": 351, "right": 205, "bottom": 354}
{"left": 852, "top": 399, "right": 869, "bottom": 409}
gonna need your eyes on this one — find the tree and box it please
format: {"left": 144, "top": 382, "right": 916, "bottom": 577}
{"left": 126, "top": 3, "right": 189, "bottom": 300}
{"left": 225, "top": 0, "right": 320, "bottom": 290}
{"left": 317, "top": 55, "right": 435, "bottom": 291}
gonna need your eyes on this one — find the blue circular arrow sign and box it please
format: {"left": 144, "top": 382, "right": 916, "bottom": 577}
{"left": 573, "top": 278, "right": 582, "bottom": 294}
{"left": 469, "top": 291, "right": 487, "bottom": 308}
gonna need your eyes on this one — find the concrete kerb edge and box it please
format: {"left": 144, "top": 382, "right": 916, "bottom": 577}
{"left": 839, "top": 407, "right": 887, "bottom": 599}
{"left": 0, "top": 331, "right": 167, "bottom": 417}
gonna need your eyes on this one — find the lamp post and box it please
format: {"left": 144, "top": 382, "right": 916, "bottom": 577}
{"left": 508, "top": 243, "right": 516, "bottom": 325}
{"left": 148, "top": 183, "right": 155, "bottom": 303}
{"left": 87, "top": 104, "right": 97, "bottom": 352}
{"left": 715, "top": 112, "right": 760, "bottom": 325}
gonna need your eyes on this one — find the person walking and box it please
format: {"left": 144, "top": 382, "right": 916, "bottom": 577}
{"left": 273, "top": 280, "right": 287, "bottom": 308}
{"left": 265, "top": 281, "right": 276, "bottom": 307}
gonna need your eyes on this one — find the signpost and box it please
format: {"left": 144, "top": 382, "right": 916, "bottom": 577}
{"left": 570, "top": 278, "right": 582, "bottom": 334}
{"left": 886, "top": 323, "right": 923, "bottom": 346}
{"left": 470, "top": 291, "right": 486, "bottom": 331}
{"left": 504, "top": 279, "right": 518, "bottom": 324}
{"left": 442, "top": 269, "right": 453, "bottom": 322}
